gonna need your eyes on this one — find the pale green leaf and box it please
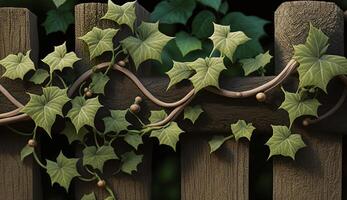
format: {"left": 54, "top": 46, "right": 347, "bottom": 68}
{"left": 279, "top": 89, "right": 321, "bottom": 126}
{"left": 62, "top": 121, "right": 89, "bottom": 144}
{"left": 266, "top": 125, "right": 306, "bottom": 159}
{"left": 29, "top": 69, "right": 49, "bottom": 85}
{"left": 103, "top": 110, "right": 130, "bottom": 133}
{"left": 42, "top": 42, "right": 80, "bottom": 74}
{"left": 166, "top": 61, "right": 194, "bottom": 90}
{"left": 121, "top": 22, "right": 173, "bottom": 69}
{"left": 0, "top": 50, "right": 35, "bottom": 80}
{"left": 149, "top": 110, "right": 167, "bottom": 124}
{"left": 230, "top": 120, "right": 255, "bottom": 141}
{"left": 124, "top": 131, "right": 143, "bottom": 150}
{"left": 79, "top": 27, "right": 119, "bottom": 60}
{"left": 209, "top": 23, "right": 250, "bottom": 60}
{"left": 67, "top": 96, "right": 102, "bottom": 133}
{"left": 208, "top": 135, "right": 231, "bottom": 153}
{"left": 184, "top": 105, "right": 204, "bottom": 124}
{"left": 42, "top": 6, "right": 74, "bottom": 34}
{"left": 83, "top": 145, "right": 118, "bottom": 172}
{"left": 294, "top": 23, "right": 347, "bottom": 92}
{"left": 20, "top": 145, "right": 33, "bottom": 161}
{"left": 120, "top": 151, "right": 143, "bottom": 175}
{"left": 189, "top": 57, "right": 226, "bottom": 92}
{"left": 150, "top": 122, "right": 184, "bottom": 151}
{"left": 81, "top": 192, "right": 96, "bottom": 200}
{"left": 240, "top": 51, "right": 272, "bottom": 76}
{"left": 175, "top": 31, "right": 202, "bottom": 56}
{"left": 197, "top": 0, "right": 221, "bottom": 11}
{"left": 53, "top": 0, "right": 66, "bottom": 8}
{"left": 101, "top": 0, "right": 136, "bottom": 31}
{"left": 150, "top": 0, "right": 196, "bottom": 24}
{"left": 21, "top": 87, "right": 70, "bottom": 136}
{"left": 46, "top": 151, "right": 80, "bottom": 191}
{"left": 90, "top": 72, "right": 110, "bottom": 95}
{"left": 192, "top": 10, "right": 216, "bottom": 39}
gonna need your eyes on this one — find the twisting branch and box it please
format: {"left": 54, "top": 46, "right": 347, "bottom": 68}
{"left": 0, "top": 114, "right": 30, "bottom": 126}
{"left": 0, "top": 107, "right": 22, "bottom": 119}
{"left": 0, "top": 84, "right": 25, "bottom": 108}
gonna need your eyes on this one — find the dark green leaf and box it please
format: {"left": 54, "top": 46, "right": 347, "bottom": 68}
{"left": 124, "top": 131, "right": 143, "bottom": 150}
{"left": 175, "top": 31, "right": 202, "bottom": 56}
{"left": 90, "top": 72, "right": 110, "bottom": 95}
{"left": 20, "top": 145, "right": 33, "bottom": 161}
{"left": 218, "top": 1, "right": 229, "bottom": 15}
{"left": 197, "top": 0, "right": 221, "bottom": 11}
{"left": 103, "top": 110, "right": 130, "bottom": 133}
{"left": 83, "top": 145, "right": 118, "bottom": 172}
{"left": 62, "top": 121, "right": 89, "bottom": 144}
{"left": 150, "top": 0, "right": 196, "bottom": 24}
{"left": 42, "top": 6, "right": 74, "bottom": 34}
{"left": 120, "top": 151, "right": 143, "bottom": 175}
{"left": 192, "top": 10, "right": 216, "bottom": 39}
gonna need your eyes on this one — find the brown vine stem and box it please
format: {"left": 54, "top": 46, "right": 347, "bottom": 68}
{"left": 0, "top": 107, "right": 22, "bottom": 118}
{"left": 0, "top": 84, "right": 25, "bottom": 108}
{"left": 0, "top": 114, "right": 30, "bottom": 126}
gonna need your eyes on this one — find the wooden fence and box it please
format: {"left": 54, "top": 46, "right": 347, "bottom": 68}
{"left": 0, "top": 1, "right": 345, "bottom": 199}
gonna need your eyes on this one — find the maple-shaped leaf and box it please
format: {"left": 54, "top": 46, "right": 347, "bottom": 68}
{"left": 266, "top": 125, "right": 306, "bottom": 159}
{"left": 89, "top": 72, "right": 110, "bottom": 95}
{"left": 150, "top": 122, "right": 184, "bottom": 151}
{"left": 21, "top": 87, "right": 70, "bottom": 136}
{"left": 29, "top": 69, "right": 49, "bottom": 85}
{"left": 120, "top": 22, "right": 173, "bottom": 69}
{"left": 46, "top": 151, "right": 80, "bottom": 191}
{"left": 67, "top": 96, "right": 102, "bottom": 132}
{"left": 79, "top": 27, "right": 119, "bottom": 60}
{"left": 124, "top": 130, "right": 143, "bottom": 150}
{"left": 42, "top": 42, "right": 80, "bottom": 74}
{"left": 83, "top": 145, "right": 118, "bottom": 172}
{"left": 209, "top": 23, "right": 250, "bottom": 61}
{"left": 103, "top": 110, "right": 130, "bottom": 133}
{"left": 240, "top": 51, "right": 272, "bottom": 76}
{"left": 101, "top": 0, "right": 136, "bottom": 31}
{"left": 150, "top": 0, "right": 196, "bottom": 24}
{"left": 81, "top": 192, "right": 96, "bottom": 200}
{"left": 0, "top": 50, "right": 35, "bottom": 80}
{"left": 279, "top": 89, "right": 321, "bottom": 126}
{"left": 120, "top": 151, "right": 143, "bottom": 175}
{"left": 230, "top": 120, "right": 255, "bottom": 141}
{"left": 208, "top": 135, "right": 233, "bottom": 153}
{"left": 42, "top": 5, "right": 74, "bottom": 34}
{"left": 184, "top": 105, "right": 204, "bottom": 124}
{"left": 20, "top": 145, "right": 33, "bottom": 161}
{"left": 149, "top": 110, "right": 167, "bottom": 124}
{"left": 189, "top": 57, "right": 226, "bottom": 92}
{"left": 294, "top": 23, "right": 347, "bottom": 92}
{"left": 61, "top": 121, "right": 89, "bottom": 144}
{"left": 175, "top": 31, "right": 202, "bottom": 56}
{"left": 166, "top": 61, "right": 194, "bottom": 90}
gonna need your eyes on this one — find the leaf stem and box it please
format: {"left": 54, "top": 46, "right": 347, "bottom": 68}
{"left": 93, "top": 129, "right": 101, "bottom": 148}
{"left": 56, "top": 74, "right": 67, "bottom": 88}
{"left": 128, "top": 109, "right": 145, "bottom": 127}
{"left": 32, "top": 127, "right": 47, "bottom": 169}
{"left": 6, "top": 125, "right": 33, "bottom": 136}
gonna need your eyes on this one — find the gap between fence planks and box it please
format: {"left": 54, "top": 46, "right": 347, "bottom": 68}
{"left": 0, "top": 8, "right": 41, "bottom": 200}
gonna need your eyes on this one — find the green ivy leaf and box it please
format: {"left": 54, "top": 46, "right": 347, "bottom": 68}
{"left": 29, "top": 69, "right": 49, "bottom": 85}
{"left": 42, "top": 5, "right": 74, "bottom": 34}
{"left": 191, "top": 10, "right": 216, "bottom": 39}
{"left": 42, "top": 42, "right": 80, "bottom": 74}
{"left": 101, "top": 0, "right": 136, "bottom": 31}
{"left": 221, "top": 12, "right": 269, "bottom": 59}
{"left": 166, "top": 61, "right": 194, "bottom": 90}
{"left": 21, "top": 87, "right": 70, "bottom": 136}
{"left": 79, "top": 27, "right": 119, "bottom": 60}
{"left": 67, "top": 96, "right": 102, "bottom": 133}
{"left": 0, "top": 50, "right": 35, "bottom": 80}
{"left": 294, "top": 23, "right": 347, "bottom": 92}
{"left": 46, "top": 151, "right": 80, "bottom": 191}
{"left": 150, "top": 122, "right": 184, "bottom": 151}
{"left": 103, "top": 110, "right": 130, "bottom": 133}
{"left": 209, "top": 23, "right": 250, "bottom": 61}
{"left": 149, "top": 110, "right": 167, "bottom": 124}
{"left": 81, "top": 192, "right": 96, "bottom": 200}
{"left": 150, "top": 0, "right": 196, "bottom": 24}
{"left": 279, "top": 89, "right": 321, "bottom": 126}
{"left": 53, "top": 0, "right": 67, "bottom": 8}
{"left": 175, "top": 31, "right": 202, "bottom": 57}
{"left": 62, "top": 121, "right": 89, "bottom": 144}
{"left": 120, "top": 151, "right": 143, "bottom": 175}
{"left": 208, "top": 135, "right": 232, "bottom": 153}
{"left": 124, "top": 131, "right": 143, "bottom": 150}
{"left": 240, "top": 51, "right": 272, "bottom": 76}
{"left": 184, "top": 105, "right": 204, "bottom": 124}
{"left": 230, "top": 120, "right": 255, "bottom": 141}
{"left": 218, "top": 1, "right": 229, "bottom": 15}
{"left": 90, "top": 72, "right": 110, "bottom": 95}
{"left": 83, "top": 145, "right": 118, "bottom": 172}
{"left": 266, "top": 125, "right": 306, "bottom": 159}
{"left": 121, "top": 22, "right": 173, "bottom": 69}
{"left": 20, "top": 145, "right": 33, "bottom": 161}
{"left": 197, "top": 0, "right": 221, "bottom": 11}
{"left": 189, "top": 57, "right": 226, "bottom": 92}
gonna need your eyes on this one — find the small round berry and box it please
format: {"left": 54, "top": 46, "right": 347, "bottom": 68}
{"left": 97, "top": 180, "right": 106, "bottom": 188}
{"left": 134, "top": 96, "right": 142, "bottom": 104}
{"left": 308, "top": 88, "right": 316, "bottom": 93}
{"left": 302, "top": 118, "right": 310, "bottom": 126}
{"left": 118, "top": 60, "right": 126, "bottom": 67}
{"left": 256, "top": 92, "right": 266, "bottom": 102}
{"left": 236, "top": 92, "right": 242, "bottom": 97}
{"left": 124, "top": 58, "right": 129, "bottom": 63}
{"left": 85, "top": 90, "right": 93, "bottom": 97}
{"left": 28, "top": 139, "right": 37, "bottom": 147}
{"left": 130, "top": 104, "right": 140, "bottom": 113}
{"left": 83, "top": 87, "right": 89, "bottom": 93}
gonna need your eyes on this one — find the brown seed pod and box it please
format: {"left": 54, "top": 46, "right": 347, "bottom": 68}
{"left": 134, "top": 96, "right": 142, "bottom": 104}
{"left": 256, "top": 92, "right": 266, "bottom": 102}
{"left": 83, "top": 87, "right": 89, "bottom": 93}
{"left": 118, "top": 60, "right": 126, "bottom": 67}
{"left": 85, "top": 90, "right": 93, "bottom": 97}
{"left": 97, "top": 180, "right": 106, "bottom": 188}
{"left": 28, "top": 139, "right": 37, "bottom": 147}
{"left": 130, "top": 104, "right": 140, "bottom": 113}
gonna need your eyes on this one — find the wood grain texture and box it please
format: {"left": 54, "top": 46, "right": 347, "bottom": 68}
{"left": 274, "top": 1, "right": 343, "bottom": 199}
{"left": 74, "top": 3, "right": 152, "bottom": 200}
{"left": 275, "top": 1, "right": 344, "bottom": 73}
{"left": 181, "top": 134, "right": 249, "bottom": 200}
{"left": 0, "top": 8, "right": 41, "bottom": 200}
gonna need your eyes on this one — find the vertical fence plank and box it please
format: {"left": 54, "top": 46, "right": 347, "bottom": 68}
{"left": 74, "top": 3, "right": 152, "bottom": 200}
{"left": 274, "top": 1, "right": 343, "bottom": 199}
{"left": 181, "top": 134, "right": 249, "bottom": 200}
{"left": 0, "top": 8, "right": 41, "bottom": 200}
